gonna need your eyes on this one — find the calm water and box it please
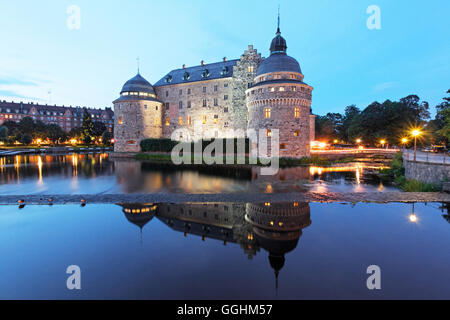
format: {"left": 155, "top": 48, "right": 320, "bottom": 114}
{"left": 0, "top": 202, "right": 449, "bottom": 299}
{"left": 0, "top": 153, "right": 395, "bottom": 194}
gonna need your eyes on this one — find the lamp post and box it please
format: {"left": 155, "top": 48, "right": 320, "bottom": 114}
{"left": 412, "top": 130, "right": 421, "bottom": 162}
{"left": 380, "top": 140, "right": 386, "bottom": 149}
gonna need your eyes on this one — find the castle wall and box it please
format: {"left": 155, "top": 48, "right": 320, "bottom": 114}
{"left": 247, "top": 81, "right": 313, "bottom": 158}
{"left": 113, "top": 99, "right": 162, "bottom": 152}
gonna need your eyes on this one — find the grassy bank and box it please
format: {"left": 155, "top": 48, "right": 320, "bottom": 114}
{"left": 379, "top": 153, "right": 441, "bottom": 192}
{"left": 135, "top": 153, "right": 358, "bottom": 168}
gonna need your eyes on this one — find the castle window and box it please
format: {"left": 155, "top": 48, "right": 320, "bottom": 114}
{"left": 248, "top": 66, "right": 254, "bottom": 73}
{"left": 165, "top": 75, "right": 173, "bottom": 83}
{"left": 203, "top": 86, "right": 206, "bottom": 93}
{"left": 155, "top": 118, "right": 160, "bottom": 125}
{"left": 156, "top": 106, "right": 158, "bottom": 111}
{"left": 202, "top": 115, "right": 207, "bottom": 124}
{"left": 118, "top": 116, "right": 123, "bottom": 125}
{"left": 179, "top": 101, "right": 183, "bottom": 109}
{"left": 179, "top": 89, "right": 182, "bottom": 95}
{"left": 290, "top": 74, "right": 295, "bottom": 79}
{"left": 224, "top": 95, "right": 228, "bottom": 100}
{"left": 280, "top": 143, "right": 287, "bottom": 150}
{"left": 214, "top": 85, "right": 218, "bottom": 92}
{"left": 214, "top": 115, "right": 218, "bottom": 124}
{"left": 187, "top": 116, "right": 191, "bottom": 125}
{"left": 224, "top": 122, "right": 229, "bottom": 127}
{"left": 274, "top": 74, "right": 281, "bottom": 80}
{"left": 183, "top": 72, "right": 190, "bottom": 81}
{"left": 292, "top": 86, "right": 297, "bottom": 91}
{"left": 202, "top": 69, "right": 210, "bottom": 78}
{"left": 203, "top": 99, "right": 207, "bottom": 107}
{"left": 166, "top": 91, "right": 169, "bottom": 97}
{"left": 214, "top": 98, "right": 218, "bottom": 106}
{"left": 269, "top": 87, "right": 275, "bottom": 92}
{"left": 264, "top": 108, "right": 271, "bottom": 119}
{"left": 279, "top": 87, "right": 285, "bottom": 92}
{"left": 294, "top": 130, "right": 300, "bottom": 137}
{"left": 179, "top": 117, "right": 183, "bottom": 125}
{"left": 165, "top": 118, "right": 170, "bottom": 126}
{"left": 187, "top": 101, "right": 191, "bottom": 108}
{"left": 295, "top": 107, "right": 300, "bottom": 118}
{"left": 267, "top": 129, "right": 272, "bottom": 137}
{"left": 144, "top": 105, "right": 147, "bottom": 109}
{"left": 165, "top": 102, "right": 170, "bottom": 109}
{"left": 224, "top": 83, "right": 228, "bottom": 88}
{"left": 224, "top": 107, "right": 229, "bottom": 113}
{"left": 188, "top": 88, "right": 191, "bottom": 94}
{"left": 221, "top": 66, "right": 229, "bottom": 75}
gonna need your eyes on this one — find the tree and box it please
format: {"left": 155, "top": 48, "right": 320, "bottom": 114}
{"left": 432, "top": 89, "right": 450, "bottom": 146}
{"left": 92, "top": 121, "right": 107, "bottom": 137}
{"left": 81, "top": 109, "right": 94, "bottom": 144}
{"left": 20, "top": 133, "right": 32, "bottom": 145}
{"left": 46, "top": 124, "right": 66, "bottom": 145}
{"left": 0, "top": 126, "right": 8, "bottom": 142}
{"left": 341, "top": 105, "right": 360, "bottom": 142}
{"left": 101, "top": 130, "right": 112, "bottom": 145}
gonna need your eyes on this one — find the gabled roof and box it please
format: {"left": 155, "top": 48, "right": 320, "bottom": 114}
{"left": 154, "top": 59, "right": 239, "bottom": 87}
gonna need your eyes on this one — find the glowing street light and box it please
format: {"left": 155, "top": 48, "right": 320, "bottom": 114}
{"left": 401, "top": 138, "right": 408, "bottom": 151}
{"left": 356, "top": 139, "right": 362, "bottom": 144}
{"left": 411, "top": 129, "right": 422, "bottom": 161}
{"left": 380, "top": 139, "right": 386, "bottom": 149}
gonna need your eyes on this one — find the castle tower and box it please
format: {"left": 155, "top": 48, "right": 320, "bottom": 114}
{"left": 246, "top": 23, "right": 313, "bottom": 158}
{"left": 113, "top": 73, "right": 163, "bottom": 153}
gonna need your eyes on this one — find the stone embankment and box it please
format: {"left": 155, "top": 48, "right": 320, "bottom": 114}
{"left": 1, "top": 192, "right": 449, "bottom": 205}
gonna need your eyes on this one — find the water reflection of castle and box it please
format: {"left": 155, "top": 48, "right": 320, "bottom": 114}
{"left": 118, "top": 202, "right": 311, "bottom": 291}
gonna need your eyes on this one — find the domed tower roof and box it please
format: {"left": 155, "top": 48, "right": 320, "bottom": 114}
{"left": 120, "top": 73, "right": 156, "bottom": 95}
{"left": 256, "top": 22, "right": 302, "bottom": 76}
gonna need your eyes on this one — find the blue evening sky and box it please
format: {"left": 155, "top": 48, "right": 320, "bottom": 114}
{"left": 0, "top": 0, "right": 448, "bottom": 116}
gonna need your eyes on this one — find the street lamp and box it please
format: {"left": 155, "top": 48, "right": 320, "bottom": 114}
{"left": 380, "top": 140, "right": 386, "bottom": 149}
{"left": 356, "top": 139, "right": 362, "bottom": 145}
{"left": 412, "top": 129, "right": 421, "bottom": 162}
{"left": 401, "top": 138, "right": 408, "bottom": 151}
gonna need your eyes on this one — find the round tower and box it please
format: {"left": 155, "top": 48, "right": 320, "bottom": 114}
{"left": 246, "top": 26, "right": 313, "bottom": 158}
{"left": 113, "top": 73, "right": 163, "bottom": 153}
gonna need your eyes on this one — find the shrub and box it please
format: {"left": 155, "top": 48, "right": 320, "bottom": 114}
{"left": 140, "top": 138, "right": 178, "bottom": 152}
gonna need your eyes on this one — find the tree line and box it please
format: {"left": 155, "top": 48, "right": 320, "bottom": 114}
{"left": 0, "top": 110, "right": 112, "bottom": 145}
{"left": 315, "top": 90, "right": 450, "bottom": 147}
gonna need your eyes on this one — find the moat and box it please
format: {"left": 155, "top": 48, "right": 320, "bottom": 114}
{"left": 0, "top": 202, "right": 449, "bottom": 299}
{"left": 0, "top": 153, "right": 395, "bottom": 195}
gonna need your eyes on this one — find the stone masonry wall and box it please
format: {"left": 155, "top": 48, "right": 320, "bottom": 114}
{"left": 113, "top": 99, "right": 162, "bottom": 152}
{"left": 404, "top": 159, "right": 450, "bottom": 185}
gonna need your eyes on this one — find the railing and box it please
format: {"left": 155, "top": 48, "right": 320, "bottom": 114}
{"left": 404, "top": 150, "right": 449, "bottom": 165}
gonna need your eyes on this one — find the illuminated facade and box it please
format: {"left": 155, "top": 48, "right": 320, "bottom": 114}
{"left": 114, "top": 23, "right": 314, "bottom": 157}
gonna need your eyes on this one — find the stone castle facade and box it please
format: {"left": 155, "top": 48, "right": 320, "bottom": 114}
{"left": 113, "top": 25, "right": 315, "bottom": 158}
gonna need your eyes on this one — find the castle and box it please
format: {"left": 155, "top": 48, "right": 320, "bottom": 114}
{"left": 113, "top": 23, "right": 315, "bottom": 158}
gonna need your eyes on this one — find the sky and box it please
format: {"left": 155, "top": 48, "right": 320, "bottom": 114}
{"left": 0, "top": 0, "right": 448, "bottom": 117}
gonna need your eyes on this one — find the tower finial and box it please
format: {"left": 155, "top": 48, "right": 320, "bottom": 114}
{"left": 137, "top": 56, "right": 140, "bottom": 74}
{"left": 277, "top": 5, "right": 281, "bottom": 34}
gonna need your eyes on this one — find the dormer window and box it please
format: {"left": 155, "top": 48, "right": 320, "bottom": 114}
{"left": 201, "top": 69, "right": 210, "bottom": 78}
{"left": 183, "top": 72, "right": 190, "bottom": 81}
{"left": 165, "top": 75, "right": 173, "bottom": 83}
{"left": 221, "top": 66, "right": 229, "bottom": 75}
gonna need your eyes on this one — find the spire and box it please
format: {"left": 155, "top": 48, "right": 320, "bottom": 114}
{"left": 137, "top": 56, "right": 140, "bottom": 74}
{"left": 277, "top": 5, "right": 281, "bottom": 34}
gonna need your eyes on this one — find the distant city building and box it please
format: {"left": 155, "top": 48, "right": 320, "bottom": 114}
{"left": 0, "top": 100, "right": 114, "bottom": 132}
{"left": 113, "top": 21, "right": 315, "bottom": 157}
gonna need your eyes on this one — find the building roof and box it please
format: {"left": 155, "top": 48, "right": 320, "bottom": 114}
{"left": 121, "top": 73, "right": 156, "bottom": 95}
{"left": 256, "top": 28, "right": 302, "bottom": 76}
{"left": 0, "top": 100, "right": 113, "bottom": 118}
{"left": 154, "top": 59, "right": 239, "bottom": 87}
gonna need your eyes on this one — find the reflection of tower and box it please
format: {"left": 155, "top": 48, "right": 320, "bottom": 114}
{"left": 441, "top": 203, "right": 450, "bottom": 224}
{"left": 119, "top": 203, "right": 158, "bottom": 244}
{"left": 245, "top": 202, "right": 311, "bottom": 295}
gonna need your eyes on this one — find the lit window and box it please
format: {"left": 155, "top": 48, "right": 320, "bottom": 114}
{"left": 118, "top": 116, "right": 123, "bottom": 125}
{"left": 202, "top": 115, "right": 207, "bottom": 124}
{"left": 267, "top": 129, "right": 272, "bottom": 137}
{"left": 270, "top": 87, "right": 275, "bottom": 92}
{"left": 279, "top": 87, "right": 285, "bottom": 91}
{"left": 187, "top": 116, "right": 191, "bottom": 125}
{"left": 292, "top": 86, "right": 297, "bottom": 91}
{"left": 214, "top": 115, "right": 218, "bottom": 124}
{"left": 264, "top": 108, "right": 271, "bottom": 119}
{"left": 295, "top": 107, "right": 300, "bottom": 118}
{"left": 248, "top": 66, "right": 254, "bottom": 73}
{"left": 294, "top": 130, "right": 300, "bottom": 137}
{"left": 165, "top": 118, "right": 170, "bottom": 126}
{"left": 155, "top": 118, "right": 160, "bottom": 125}
{"left": 179, "top": 117, "right": 183, "bottom": 125}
